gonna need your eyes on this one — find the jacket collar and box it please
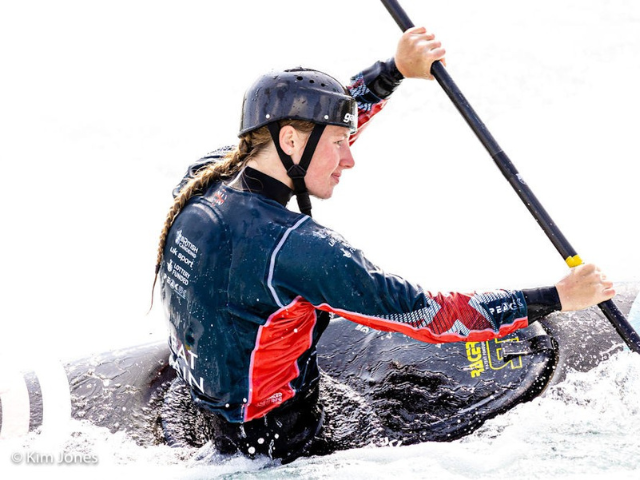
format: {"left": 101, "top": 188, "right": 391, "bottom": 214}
{"left": 234, "top": 166, "right": 294, "bottom": 207}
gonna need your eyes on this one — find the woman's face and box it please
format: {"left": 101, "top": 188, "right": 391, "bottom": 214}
{"left": 300, "top": 125, "right": 354, "bottom": 200}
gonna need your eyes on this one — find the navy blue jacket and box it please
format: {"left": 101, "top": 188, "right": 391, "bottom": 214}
{"left": 160, "top": 60, "right": 559, "bottom": 423}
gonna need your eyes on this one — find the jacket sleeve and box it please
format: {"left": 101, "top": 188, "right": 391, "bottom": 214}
{"left": 271, "top": 220, "right": 530, "bottom": 344}
{"left": 347, "top": 58, "right": 404, "bottom": 145}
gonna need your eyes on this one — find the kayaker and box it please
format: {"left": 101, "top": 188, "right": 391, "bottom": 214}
{"left": 153, "top": 26, "right": 615, "bottom": 463}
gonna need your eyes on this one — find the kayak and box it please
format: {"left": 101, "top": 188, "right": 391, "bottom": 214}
{"left": 2, "top": 283, "right": 638, "bottom": 451}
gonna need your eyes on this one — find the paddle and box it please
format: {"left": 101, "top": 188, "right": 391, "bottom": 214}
{"left": 380, "top": 0, "right": 640, "bottom": 354}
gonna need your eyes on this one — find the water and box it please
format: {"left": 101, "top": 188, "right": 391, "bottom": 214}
{"left": 1, "top": 0, "right": 639, "bottom": 478}
{"left": 3, "top": 350, "right": 639, "bottom": 479}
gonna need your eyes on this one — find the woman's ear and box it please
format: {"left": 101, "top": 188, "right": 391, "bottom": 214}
{"left": 278, "top": 125, "right": 296, "bottom": 156}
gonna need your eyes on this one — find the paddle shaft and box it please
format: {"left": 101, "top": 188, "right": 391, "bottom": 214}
{"left": 381, "top": 0, "right": 640, "bottom": 354}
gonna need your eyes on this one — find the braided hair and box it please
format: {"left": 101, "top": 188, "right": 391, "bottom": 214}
{"left": 149, "top": 120, "right": 314, "bottom": 309}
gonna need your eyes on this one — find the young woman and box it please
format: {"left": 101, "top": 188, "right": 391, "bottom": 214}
{"left": 153, "top": 27, "right": 615, "bottom": 463}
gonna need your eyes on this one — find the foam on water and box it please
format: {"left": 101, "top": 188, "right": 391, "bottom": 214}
{"left": 2, "top": 351, "right": 639, "bottom": 479}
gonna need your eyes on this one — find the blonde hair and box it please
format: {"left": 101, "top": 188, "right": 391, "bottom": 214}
{"left": 150, "top": 120, "right": 315, "bottom": 309}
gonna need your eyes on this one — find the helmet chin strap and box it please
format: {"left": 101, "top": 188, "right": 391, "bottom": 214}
{"left": 267, "top": 123, "right": 326, "bottom": 217}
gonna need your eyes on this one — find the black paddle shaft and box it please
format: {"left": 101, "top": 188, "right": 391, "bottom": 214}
{"left": 381, "top": 0, "right": 640, "bottom": 354}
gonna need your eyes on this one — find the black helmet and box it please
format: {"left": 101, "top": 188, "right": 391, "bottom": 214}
{"left": 239, "top": 68, "right": 357, "bottom": 136}
{"left": 238, "top": 68, "right": 357, "bottom": 218}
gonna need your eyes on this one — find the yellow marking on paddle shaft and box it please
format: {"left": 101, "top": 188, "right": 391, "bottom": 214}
{"left": 565, "top": 255, "right": 583, "bottom": 268}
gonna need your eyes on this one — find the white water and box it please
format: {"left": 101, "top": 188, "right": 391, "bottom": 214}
{"left": 1, "top": 0, "right": 640, "bottom": 478}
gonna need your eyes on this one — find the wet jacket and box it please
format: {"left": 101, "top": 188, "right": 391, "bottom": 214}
{"left": 159, "top": 59, "right": 560, "bottom": 423}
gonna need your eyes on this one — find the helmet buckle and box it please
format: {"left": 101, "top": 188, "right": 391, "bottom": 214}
{"left": 287, "top": 164, "right": 307, "bottom": 180}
